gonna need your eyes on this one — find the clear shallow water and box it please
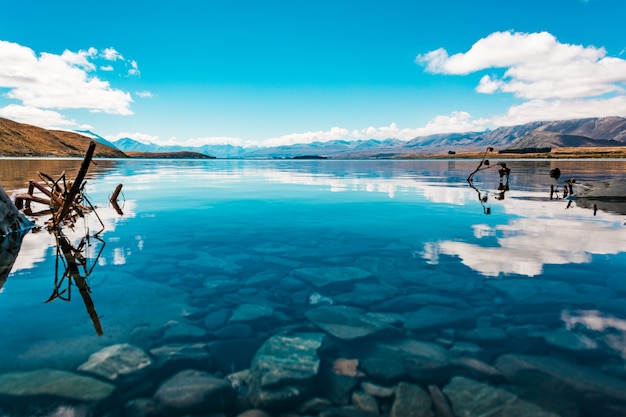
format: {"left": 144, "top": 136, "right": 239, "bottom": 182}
{"left": 1, "top": 158, "right": 626, "bottom": 416}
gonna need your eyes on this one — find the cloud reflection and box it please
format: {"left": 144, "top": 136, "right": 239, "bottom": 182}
{"left": 424, "top": 191, "right": 626, "bottom": 277}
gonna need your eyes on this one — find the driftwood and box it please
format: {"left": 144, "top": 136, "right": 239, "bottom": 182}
{"left": 466, "top": 147, "right": 511, "bottom": 214}
{"left": 14, "top": 141, "right": 102, "bottom": 230}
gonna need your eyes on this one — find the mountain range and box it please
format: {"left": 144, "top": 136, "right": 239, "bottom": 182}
{"left": 1, "top": 116, "right": 625, "bottom": 158}
{"left": 111, "top": 116, "right": 626, "bottom": 158}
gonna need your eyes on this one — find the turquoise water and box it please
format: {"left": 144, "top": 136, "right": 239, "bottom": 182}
{"left": 1, "top": 158, "right": 626, "bottom": 416}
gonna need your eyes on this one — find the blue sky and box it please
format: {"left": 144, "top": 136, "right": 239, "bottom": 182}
{"left": 1, "top": 0, "right": 625, "bottom": 147}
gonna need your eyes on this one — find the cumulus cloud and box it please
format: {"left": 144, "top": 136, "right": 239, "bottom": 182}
{"left": 128, "top": 60, "right": 140, "bottom": 76}
{"left": 416, "top": 30, "right": 626, "bottom": 100}
{"left": 0, "top": 104, "right": 80, "bottom": 128}
{"left": 0, "top": 40, "right": 134, "bottom": 115}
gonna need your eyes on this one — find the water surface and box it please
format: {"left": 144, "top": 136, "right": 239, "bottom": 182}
{"left": 1, "top": 158, "right": 626, "bottom": 416}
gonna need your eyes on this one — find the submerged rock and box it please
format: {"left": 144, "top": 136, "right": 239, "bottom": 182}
{"left": 230, "top": 303, "right": 275, "bottom": 324}
{"left": 404, "top": 305, "right": 476, "bottom": 332}
{"left": 390, "top": 382, "right": 433, "bottom": 417}
{"left": 495, "top": 354, "right": 626, "bottom": 405}
{"left": 444, "top": 376, "right": 560, "bottom": 417}
{"left": 306, "top": 305, "right": 397, "bottom": 341}
{"left": 153, "top": 369, "right": 236, "bottom": 416}
{"left": 77, "top": 344, "right": 153, "bottom": 383}
{"left": 149, "top": 343, "right": 212, "bottom": 376}
{"left": 0, "top": 369, "right": 115, "bottom": 407}
{"left": 247, "top": 333, "right": 324, "bottom": 410}
{"left": 372, "top": 338, "right": 451, "bottom": 382}
{"left": 292, "top": 267, "right": 371, "bottom": 290}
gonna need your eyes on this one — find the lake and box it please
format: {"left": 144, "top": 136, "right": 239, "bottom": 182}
{"left": 1, "top": 158, "right": 626, "bottom": 417}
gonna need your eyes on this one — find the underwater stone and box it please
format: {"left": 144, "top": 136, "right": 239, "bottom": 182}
{"left": 443, "top": 376, "right": 560, "bottom": 417}
{"left": 77, "top": 343, "right": 153, "bottom": 383}
{"left": 204, "top": 308, "right": 233, "bottom": 331}
{"left": 0, "top": 369, "right": 116, "bottom": 404}
{"left": 149, "top": 343, "right": 211, "bottom": 375}
{"left": 530, "top": 328, "right": 599, "bottom": 355}
{"left": 389, "top": 382, "right": 433, "bottom": 417}
{"left": 404, "top": 305, "right": 476, "bottom": 332}
{"left": 292, "top": 266, "right": 371, "bottom": 290}
{"left": 153, "top": 369, "right": 236, "bottom": 416}
{"left": 305, "top": 305, "right": 397, "bottom": 341}
{"left": 360, "top": 357, "right": 407, "bottom": 385}
{"left": 495, "top": 354, "right": 626, "bottom": 404}
{"left": 351, "top": 390, "right": 379, "bottom": 414}
{"left": 229, "top": 304, "right": 274, "bottom": 324}
{"left": 247, "top": 332, "right": 324, "bottom": 410}
{"left": 162, "top": 322, "right": 208, "bottom": 343}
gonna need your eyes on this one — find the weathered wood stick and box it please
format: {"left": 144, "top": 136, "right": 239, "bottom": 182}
{"left": 54, "top": 141, "right": 96, "bottom": 225}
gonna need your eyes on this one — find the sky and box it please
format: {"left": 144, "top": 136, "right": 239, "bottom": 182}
{"left": 1, "top": 0, "right": 626, "bottom": 148}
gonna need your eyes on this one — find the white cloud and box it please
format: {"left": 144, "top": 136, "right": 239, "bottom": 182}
{"left": 135, "top": 90, "right": 154, "bottom": 98}
{"left": 0, "top": 104, "right": 79, "bottom": 128}
{"left": 128, "top": 60, "right": 140, "bottom": 76}
{"left": 100, "top": 65, "right": 114, "bottom": 71}
{"left": 416, "top": 31, "right": 626, "bottom": 101}
{"left": 0, "top": 40, "right": 133, "bottom": 115}
{"left": 102, "top": 47, "right": 124, "bottom": 61}
{"left": 491, "top": 96, "right": 626, "bottom": 126}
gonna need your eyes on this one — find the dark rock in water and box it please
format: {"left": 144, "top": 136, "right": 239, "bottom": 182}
{"left": 390, "top": 382, "right": 433, "bottom": 417}
{"left": 443, "top": 376, "right": 560, "bottom": 417}
{"left": 153, "top": 369, "right": 236, "bottom": 416}
{"left": 503, "top": 384, "right": 583, "bottom": 417}
{"left": 371, "top": 338, "right": 451, "bottom": 382}
{"left": 351, "top": 390, "right": 379, "bottom": 414}
{"left": 236, "top": 409, "right": 274, "bottom": 417}
{"left": 450, "top": 356, "right": 503, "bottom": 381}
{"left": 320, "top": 405, "right": 379, "bottom": 417}
{"left": 229, "top": 304, "right": 275, "bottom": 324}
{"left": 247, "top": 333, "right": 324, "bottom": 410}
{"left": 124, "top": 398, "right": 156, "bottom": 417}
{"left": 486, "top": 279, "right": 593, "bottom": 311}
{"left": 305, "top": 305, "right": 398, "bottom": 341}
{"left": 204, "top": 308, "right": 233, "bottom": 331}
{"left": 361, "top": 381, "right": 396, "bottom": 399}
{"left": 333, "top": 283, "right": 398, "bottom": 307}
{"left": 529, "top": 328, "right": 599, "bottom": 356}
{"left": 208, "top": 339, "right": 263, "bottom": 374}
{"left": 495, "top": 354, "right": 626, "bottom": 405}
{"left": 162, "top": 322, "right": 208, "bottom": 343}
{"left": 375, "top": 293, "right": 457, "bottom": 312}
{"left": 149, "top": 343, "right": 212, "bottom": 376}
{"left": 0, "top": 369, "right": 116, "bottom": 408}
{"left": 360, "top": 357, "right": 407, "bottom": 385}
{"left": 215, "top": 323, "right": 254, "bottom": 339}
{"left": 298, "top": 397, "right": 333, "bottom": 414}
{"left": 317, "top": 361, "right": 360, "bottom": 406}
{"left": 77, "top": 344, "right": 153, "bottom": 384}
{"left": 463, "top": 326, "right": 507, "bottom": 344}
{"left": 292, "top": 266, "right": 371, "bottom": 290}
{"left": 404, "top": 305, "right": 476, "bottom": 332}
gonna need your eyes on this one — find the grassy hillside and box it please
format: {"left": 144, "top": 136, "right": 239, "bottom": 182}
{"left": 0, "top": 117, "right": 126, "bottom": 158}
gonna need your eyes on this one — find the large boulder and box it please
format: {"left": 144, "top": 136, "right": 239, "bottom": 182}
{"left": 247, "top": 333, "right": 325, "bottom": 410}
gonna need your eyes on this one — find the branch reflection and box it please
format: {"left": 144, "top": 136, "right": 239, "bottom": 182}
{"left": 44, "top": 227, "right": 105, "bottom": 336}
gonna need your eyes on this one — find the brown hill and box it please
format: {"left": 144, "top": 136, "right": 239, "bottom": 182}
{"left": 0, "top": 117, "right": 126, "bottom": 158}
{"left": 507, "top": 130, "right": 623, "bottom": 149}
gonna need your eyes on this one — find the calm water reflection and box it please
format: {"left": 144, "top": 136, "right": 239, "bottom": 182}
{"left": 0, "top": 158, "right": 626, "bottom": 416}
